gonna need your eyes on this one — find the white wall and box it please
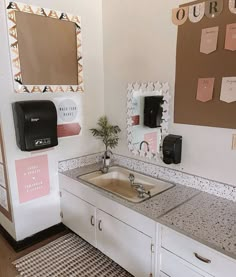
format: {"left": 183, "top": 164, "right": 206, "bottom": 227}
{"left": 0, "top": 0, "right": 104, "bottom": 240}
{"left": 103, "top": 0, "right": 236, "bottom": 187}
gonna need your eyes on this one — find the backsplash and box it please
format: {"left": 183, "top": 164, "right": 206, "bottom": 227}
{"left": 59, "top": 153, "right": 236, "bottom": 202}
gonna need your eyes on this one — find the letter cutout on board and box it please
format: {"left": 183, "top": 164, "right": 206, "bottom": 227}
{"left": 229, "top": 0, "right": 236, "bottom": 13}
{"left": 172, "top": 7, "right": 189, "bottom": 25}
{"left": 220, "top": 77, "right": 236, "bottom": 103}
{"left": 225, "top": 23, "right": 236, "bottom": 51}
{"left": 196, "top": 78, "right": 215, "bottom": 102}
{"left": 189, "top": 2, "right": 205, "bottom": 23}
{"left": 205, "top": 0, "right": 223, "bottom": 18}
{"left": 200, "top": 26, "right": 219, "bottom": 54}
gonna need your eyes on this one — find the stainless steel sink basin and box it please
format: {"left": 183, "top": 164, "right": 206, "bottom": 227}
{"left": 79, "top": 166, "right": 174, "bottom": 203}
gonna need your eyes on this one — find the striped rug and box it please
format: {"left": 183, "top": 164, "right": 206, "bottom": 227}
{"left": 13, "top": 233, "right": 133, "bottom": 277}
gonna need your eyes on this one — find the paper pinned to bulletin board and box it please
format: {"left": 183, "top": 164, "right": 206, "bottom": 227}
{"left": 174, "top": 0, "right": 236, "bottom": 129}
{"left": 53, "top": 97, "right": 83, "bottom": 138}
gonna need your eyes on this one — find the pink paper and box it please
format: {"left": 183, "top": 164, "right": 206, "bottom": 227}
{"left": 132, "top": 115, "right": 140, "bottom": 126}
{"left": 57, "top": 123, "right": 81, "bottom": 138}
{"left": 225, "top": 23, "right": 236, "bottom": 51}
{"left": 172, "top": 7, "right": 189, "bottom": 26}
{"left": 196, "top": 78, "right": 215, "bottom": 102}
{"left": 15, "top": 155, "right": 50, "bottom": 203}
{"left": 200, "top": 27, "right": 219, "bottom": 54}
{"left": 144, "top": 132, "right": 157, "bottom": 153}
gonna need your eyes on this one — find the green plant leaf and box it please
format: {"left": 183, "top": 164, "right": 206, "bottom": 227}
{"left": 90, "top": 116, "right": 121, "bottom": 151}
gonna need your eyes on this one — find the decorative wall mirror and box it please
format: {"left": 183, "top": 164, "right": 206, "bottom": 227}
{"left": 127, "top": 82, "right": 170, "bottom": 160}
{"left": 7, "top": 2, "right": 83, "bottom": 93}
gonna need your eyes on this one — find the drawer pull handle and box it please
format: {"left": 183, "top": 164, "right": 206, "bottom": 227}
{"left": 98, "top": 220, "right": 102, "bottom": 231}
{"left": 194, "top": 253, "right": 211, "bottom": 264}
{"left": 90, "top": 216, "right": 95, "bottom": 226}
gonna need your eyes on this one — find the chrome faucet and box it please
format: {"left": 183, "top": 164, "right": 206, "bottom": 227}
{"left": 100, "top": 150, "right": 113, "bottom": 174}
{"left": 128, "top": 173, "right": 151, "bottom": 199}
{"left": 139, "top": 141, "right": 150, "bottom": 152}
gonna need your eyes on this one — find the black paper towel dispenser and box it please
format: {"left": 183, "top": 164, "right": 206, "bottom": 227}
{"left": 162, "top": 135, "right": 182, "bottom": 165}
{"left": 144, "top": 96, "right": 163, "bottom": 128}
{"left": 12, "top": 100, "right": 58, "bottom": 151}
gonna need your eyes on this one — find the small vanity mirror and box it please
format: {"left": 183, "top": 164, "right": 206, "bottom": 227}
{"left": 127, "top": 82, "right": 170, "bottom": 160}
{"left": 7, "top": 2, "right": 83, "bottom": 93}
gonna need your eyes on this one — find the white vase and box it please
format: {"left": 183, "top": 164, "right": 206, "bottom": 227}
{"left": 103, "top": 157, "right": 110, "bottom": 167}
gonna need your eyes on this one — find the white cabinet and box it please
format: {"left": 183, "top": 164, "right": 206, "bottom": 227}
{"left": 160, "top": 248, "right": 212, "bottom": 277}
{"left": 61, "top": 189, "right": 153, "bottom": 277}
{"left": 160, "top": 226, "right": 236, "bottom": 277}
{"left": 61, "top": 190, "right": 96, "bottom": 247}
{"left": 97, "top": 209, "right": 152, "bottom": 277}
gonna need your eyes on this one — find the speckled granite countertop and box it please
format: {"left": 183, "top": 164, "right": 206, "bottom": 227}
{"left": 160, "top": 192, "right": 236, "bottom": 260}
{"left": 61, "top": 163, "right": 236, "bottom": 260}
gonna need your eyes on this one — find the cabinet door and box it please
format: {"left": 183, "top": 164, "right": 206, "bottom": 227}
{"left": 61, "top": 190, "right": 96, "bottom": 247}
{"left": 161, "top": 248, "right": 212, "bottom": 277}
{"left": 96, "top": 209, "right": 153, "bottom": 277}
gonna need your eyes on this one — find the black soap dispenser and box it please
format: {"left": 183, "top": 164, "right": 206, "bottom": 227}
{"left": 162, "top": 135, "right": 182, "bottom": 165}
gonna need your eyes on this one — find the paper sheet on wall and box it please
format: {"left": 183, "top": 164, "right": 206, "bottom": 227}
{"left": 0, "top": 164, "right": 6, "bottom": 188}
{"left": 229, "top": 0, "right": 236, "bottom": 14}
{"left": 15, "top": 155, "right": 50, "bottom": 203}
{"left": 172, "top": 7, "right": 189, "bottom": 25}
{"left": 0, "top": 186, "right": 8, "bottom": 211}
{"left": 144, "top": 132, "right": 158, "bottom": 153}
{"left": 205, "top": 0, "right": 223, "bottom": 18}
{"left": 189, "top": 2, "right": 205, "bottom": 23}
{"left": 220, "top": 77, "right": 236, "bottom": 103}
{"left": 53, "top": 98, "right": 83, "bottom": 138}
{"left": 200, "top": 27, "right": 219, "bottom": 54}
{"left": 196, "top": 78, "right": 215, "bottom": 102}
{"left": 225, "top": 23, "right": 236, "bottom": 51}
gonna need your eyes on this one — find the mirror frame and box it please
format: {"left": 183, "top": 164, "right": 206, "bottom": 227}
{"left": 127, "top": 81, "right": 170, "bottom": 160}
{"left": 6, "top": 1, "right": 84, "bottom": 93}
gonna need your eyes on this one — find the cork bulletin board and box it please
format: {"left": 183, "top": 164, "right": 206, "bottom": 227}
{"left": 15, "top": 11, "right": 78, "bottom": 85}
{"left": 6, "top": 1, "right": 84, "bottom": 93}
{"left": 174, "top": 0, "right": 236, "bottom": 129}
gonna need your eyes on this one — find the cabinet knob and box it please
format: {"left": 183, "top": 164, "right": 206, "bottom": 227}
{"left": 98, "top": 220, "right": 102, "bottom": 231}
{"left": 90, "top": 216, "right": 95, "bottom": 226}
{"left": 194, "top": 252, "right": 211, "bottom": 264}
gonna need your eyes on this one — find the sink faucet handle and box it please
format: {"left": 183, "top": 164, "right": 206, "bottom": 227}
{"left": 128, "top": 173, "right": 135, "bottom": 184}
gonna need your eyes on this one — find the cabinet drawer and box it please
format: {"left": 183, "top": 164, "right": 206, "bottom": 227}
{"left": 161, "top": 226, "right": 236, "bottom": 277}
{"left": 160, "top": 248, "right": 212, "bottom": 277}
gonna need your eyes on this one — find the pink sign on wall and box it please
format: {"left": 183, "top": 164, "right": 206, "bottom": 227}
{"left": 144, "top": 132, "right": 157, "bottom": 153}
{"left": 15, "top": 155, "right": 50, "bottom": 203}
{"left": 57, "top": 123, "right": 81, "bottom": 138}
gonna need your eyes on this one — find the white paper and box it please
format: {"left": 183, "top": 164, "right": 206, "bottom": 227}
{"left": 220, "top": 77, "right": 236, "bottom": 103}
{"left": 0, "top": 186, "right": 8, "bottom": 211}
{"left": 0, "top": 164, "right": 6, "bottom": 188}
{"left": 229, "top": 0, "right": 236, "bottom": 14}
{"left": 189, "top": 2, "right": 205, "bottom": 23}
{"left": 54, "top": 98, "right": 81, "bottom": 124}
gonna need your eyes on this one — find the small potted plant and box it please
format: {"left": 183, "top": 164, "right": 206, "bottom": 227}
{"left": 90, "top": 116, "right": 121, "bottom": 167}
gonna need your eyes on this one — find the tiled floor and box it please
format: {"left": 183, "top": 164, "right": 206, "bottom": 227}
{"left": 0, "top": 231, "right": 67, "bottom": 277}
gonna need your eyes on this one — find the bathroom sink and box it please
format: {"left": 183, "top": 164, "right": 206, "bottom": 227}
{"left": 79, "top": 166, "right": 174, "bottom": 203}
